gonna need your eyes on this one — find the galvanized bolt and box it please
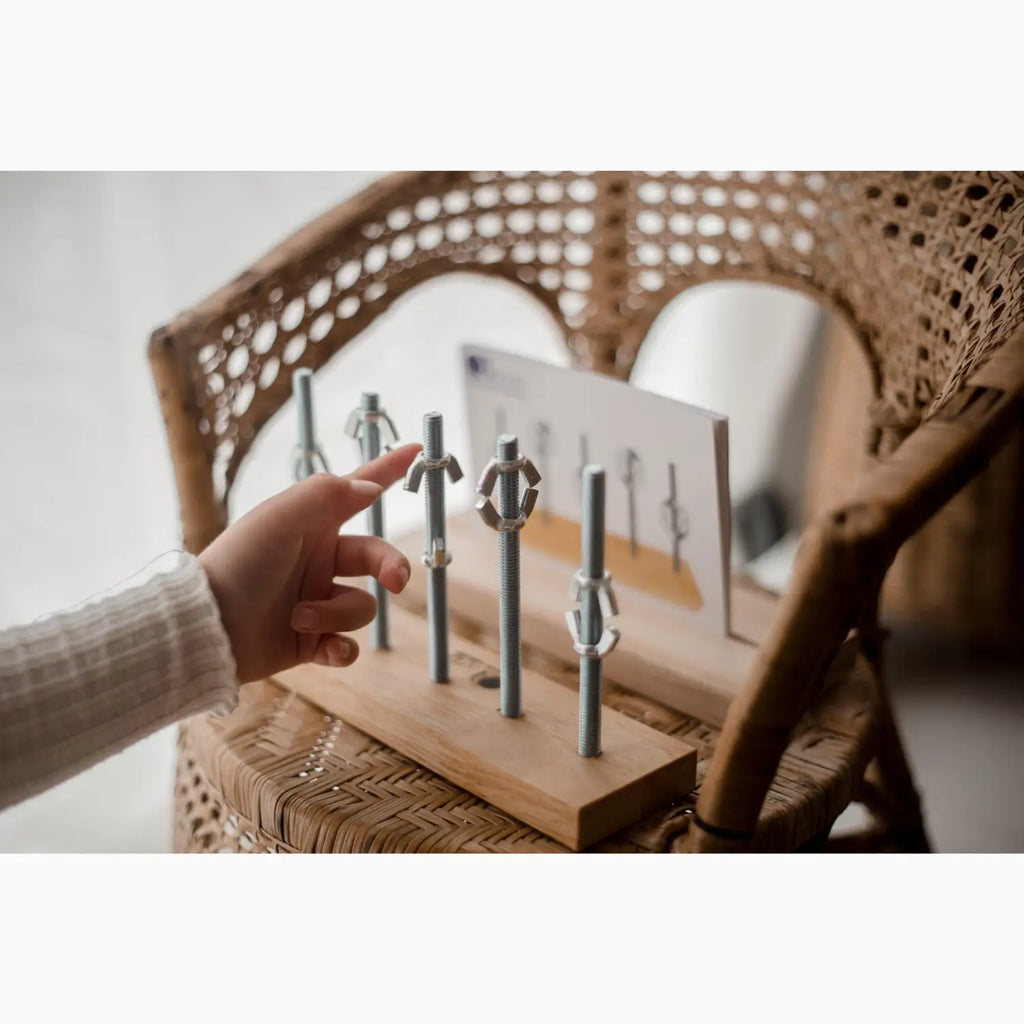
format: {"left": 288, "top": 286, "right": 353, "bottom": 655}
{"left": 565, "top": 466, "right": 620, "bottom": 757}
{"left": 345, "top": 392, "right": 400, "bottom": 650}
{"left": 292, "top": 369, "right": 330, "bottom": 480}
{"left": 344, "top": 392, "right": 400, "bottom": 453}
{"left": 475, "top": 434, "right": 541, "bottom": 718}
{"left": 404, "top": 412, "right": 463, "bottom": 682}
{"left": 660, "top": 462, "right": 690, "bottom": 574}
{"left": 617, "top": 447, "right": 643, "bottom": 557}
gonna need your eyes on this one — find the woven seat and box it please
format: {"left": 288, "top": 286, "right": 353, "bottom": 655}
{"left": 174, "top": 592, "right": 878, "bottom": 853}
{"left": 152, "top": 171, "right": 1024, "bottom": 852}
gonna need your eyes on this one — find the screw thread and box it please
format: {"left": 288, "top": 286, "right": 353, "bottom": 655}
{"left": 579, "top": 465, "right": 605, "bottom": 756}
{"left": 423, "top": 411, "right": 443, "bottom": 460}
{"left": 423, "top": 414, "right": 445, "bottom": 554}
{"left": 579, "top": 658, "right": 602, "bottom": 755}
{"left": 582, "top": 465, "right": 605, "bottom": 579}
{"left": 422, "top": 412, "right": 448, "bottom": 681}
{"left": 497, "top": 434, "right": 521, "bottom": 717}
{"left": 293, "top": 369, "right": 316, "bottom": 474}
{"left": 423, "top": 413, "right": 445, "bottom": 551}
{"left": 355, "top": 394, "right": 386, "bottom": 649}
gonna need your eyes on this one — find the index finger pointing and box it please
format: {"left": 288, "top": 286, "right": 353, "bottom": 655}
{"left": 349, "top": 443, "right": 421, "bottom": 491}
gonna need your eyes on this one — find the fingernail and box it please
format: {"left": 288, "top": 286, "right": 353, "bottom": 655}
{"left": 351, "top": 480, "right": 383, "bottom": 497}
{"left": 327, "top": 638, "right": 349, "bottom": 662}
{"left": 398, "top": 562, "right": 411, "bottom": 587}
{"left": 293, "top": 607, "right": 317, "bottom": 630}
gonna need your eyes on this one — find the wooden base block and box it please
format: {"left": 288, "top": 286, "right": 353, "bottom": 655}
{"left": 276, "top": 606, "right": 697, "bottom": 851}
{"left": 394, "top": 512, "right": 780, "bottom": 727}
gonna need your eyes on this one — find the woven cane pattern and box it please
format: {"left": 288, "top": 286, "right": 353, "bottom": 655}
{"left": 807, "top": 316, "right": 1024, "bottom": 640}
{"left": 157, "top": 171, "right": 1024, "bottom": 518}
{"left": 174, "top": 628, "right": 877, "bottom": 854}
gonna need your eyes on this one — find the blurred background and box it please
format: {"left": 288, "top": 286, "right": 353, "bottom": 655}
{"left": 1, "top": 171, "right": 1021, "bottom": 852}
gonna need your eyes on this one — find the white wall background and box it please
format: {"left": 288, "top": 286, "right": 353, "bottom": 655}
{"left": 0, "top": 172, "right": 821, "bottom": 851}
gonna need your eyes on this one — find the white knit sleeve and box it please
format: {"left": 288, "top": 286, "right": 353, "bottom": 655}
{"left": 0, "top": 554, "right": 238, "bottom": 811}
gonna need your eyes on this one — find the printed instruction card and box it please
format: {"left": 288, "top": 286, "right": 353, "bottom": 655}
{"left": 462, "top": 344, "right": 731, "bottom": 636}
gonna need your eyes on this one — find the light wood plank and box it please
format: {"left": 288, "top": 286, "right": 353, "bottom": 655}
{"left": 276, "top": 606, "right": 697, "bottom": 851}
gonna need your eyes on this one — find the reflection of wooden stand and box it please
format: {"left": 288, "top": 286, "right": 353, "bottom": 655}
{"left": 524, "top": 510, "right": 703, "bottom": 609}
{"left": 393, "top": 512, "right": 779, "bottom": 728}
{"left": 277, "top": 606, "right": 697, "bottom": 851}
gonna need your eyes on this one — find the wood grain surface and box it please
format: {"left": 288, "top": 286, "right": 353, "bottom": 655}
{"left": 276, "top": 606, "right": 697, "bottom": 850}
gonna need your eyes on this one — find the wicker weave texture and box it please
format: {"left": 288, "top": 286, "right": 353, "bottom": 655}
{"left": 175, "top": 633, "right": 877, "bottom": 854}
{"left": 158, "top": 171, "right": 1024, "bottom": 545}
{"left": 807, "top": 318, "right": 1024, "bottom": 640}
{"left": 154, "top": 171, "right": 1024, "bottom": 853}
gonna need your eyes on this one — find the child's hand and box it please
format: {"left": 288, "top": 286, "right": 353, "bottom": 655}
{"left": 199, "top": 444, "right": 421, "bottom": 683}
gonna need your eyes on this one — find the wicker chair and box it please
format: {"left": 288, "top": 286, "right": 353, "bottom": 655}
{"left": 151, "top": 171, "right": 1024, "bottom": 853}
{"left": 806, "top": 314, "right": 1024, "bottom": 644}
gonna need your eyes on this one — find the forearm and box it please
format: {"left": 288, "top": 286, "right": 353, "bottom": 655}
{"left": 0, "top": 555, "right": 238, "bottom": 811}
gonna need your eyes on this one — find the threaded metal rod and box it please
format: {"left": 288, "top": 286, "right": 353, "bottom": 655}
{"left": 293, "top": 369, "right": 316, "bottom": 479}
{"left": 579, "top": 466, "right": 605, "bottom": 756}
{"left": 423, "top": 412, "right": 449, "bottom": 682}
{"left": 358, "top": 393, "right": 388, "bottom": 650}
{"left": 497, "top": 434, "right": 522, "bottom": 718}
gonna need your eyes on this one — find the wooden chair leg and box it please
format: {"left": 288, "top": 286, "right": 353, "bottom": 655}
{"left": 861, "top": 718, "right": 932, "bottom": 852}
{"left": 853, "top": 603, "right": 933, "bottom": 853}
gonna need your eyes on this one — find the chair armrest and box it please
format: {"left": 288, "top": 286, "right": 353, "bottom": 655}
{"left": 848, "top": 329, "right": 1024, "bottom": 544}
{"left": 692, "top": 328, "right": 1024, "bottom": 851}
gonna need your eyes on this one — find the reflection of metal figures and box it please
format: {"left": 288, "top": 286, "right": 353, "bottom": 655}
{"left": 404, "top": 412, "right": 463, "bottom": 682}
{"left": 616, "top": 448, "right": 643, "bottom": 557}
{"left": 292, "top": 369, "right": 330, "bottom": 480}
{"left": 475, "top": 434, "right": 541, "bottom": 718}
{"left": 566, "top": 466, "right": 620, "bottom": 757}
{"left": 659, "top": 462, "right": 690, "bottom": 574}
{"left": 576, "top": 434, "right": 589, "bottom": 493}
{"left": 535, "top": 421, "right": 553, "bottom": 519}
{"left": 345, "top": 392, "right": 400, "bottom": 649}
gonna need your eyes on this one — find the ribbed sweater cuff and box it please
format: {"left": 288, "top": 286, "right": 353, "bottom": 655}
{"left": 0, "top": 554, "right": 238, "bottom": 811}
